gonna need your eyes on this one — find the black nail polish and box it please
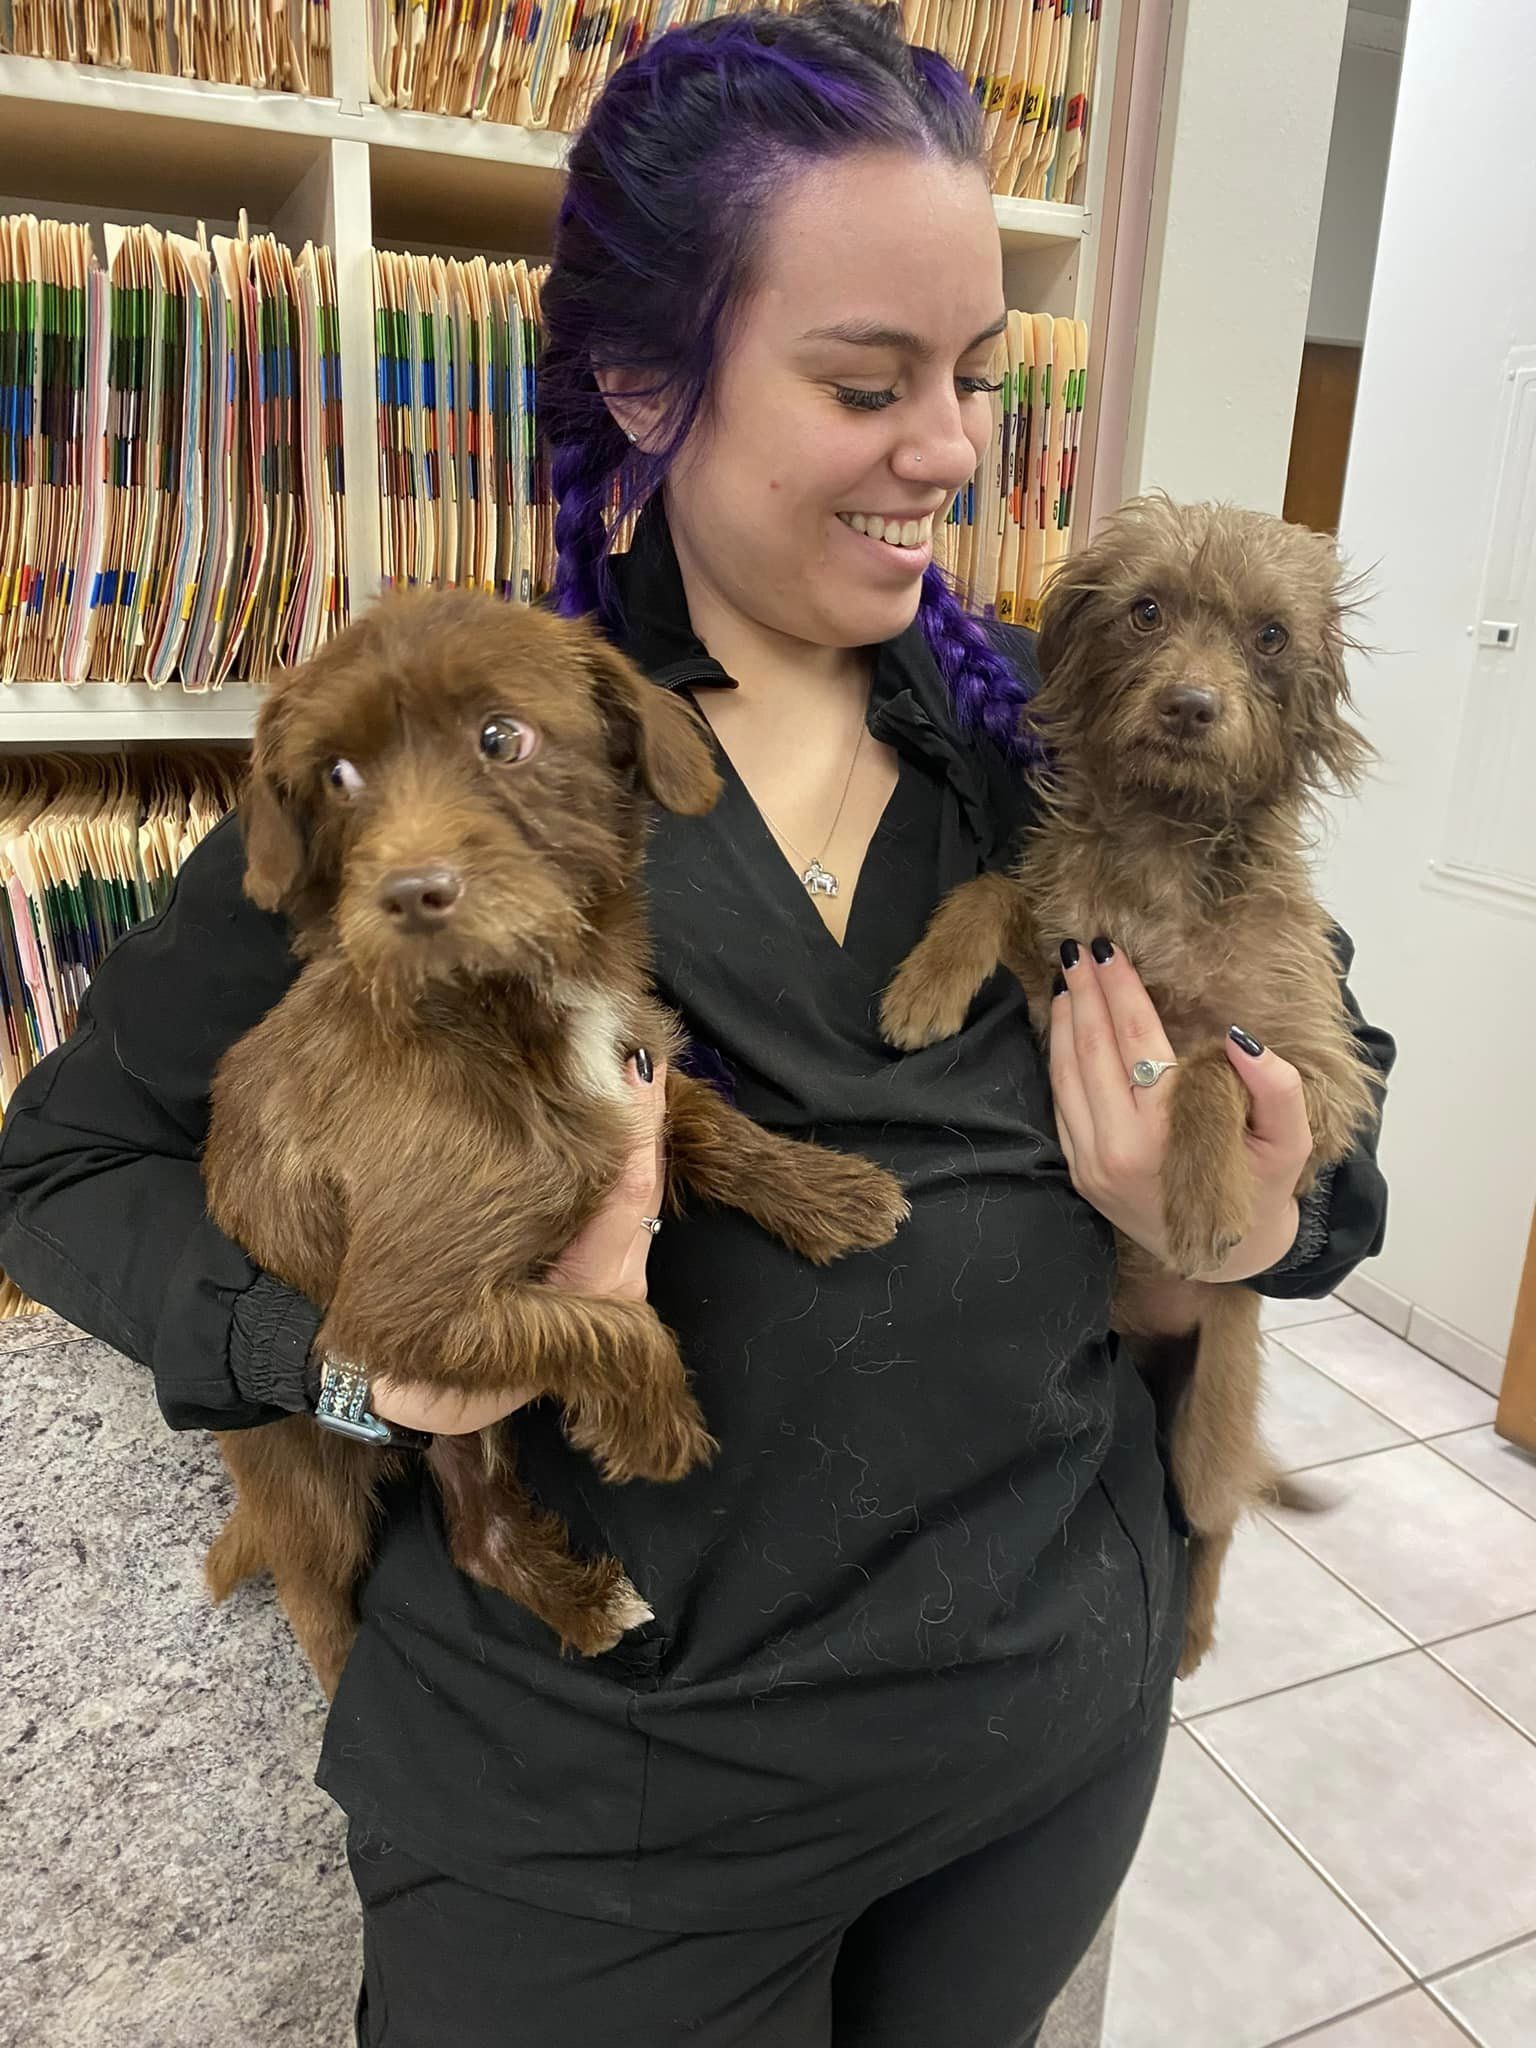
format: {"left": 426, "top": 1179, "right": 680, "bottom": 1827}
{"left": 635, "top": 1047, "right": 654, "bottom": 1082}
{"left": 1090, "top": 936, "right": 1115, "bottom": 964}
{"left": 1229, "top": 1026, "right": 1264, "bottom": 1058}
{"left": 1059, "top": 939, "right": 1081, "bottom": 970}
{"left": 1051, "top": 972, "right": 1068, "bottom": 998}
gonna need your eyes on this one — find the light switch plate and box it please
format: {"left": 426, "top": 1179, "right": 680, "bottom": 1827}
{"left": 1477, "top": 619, "right": 1520, "bottom": 650}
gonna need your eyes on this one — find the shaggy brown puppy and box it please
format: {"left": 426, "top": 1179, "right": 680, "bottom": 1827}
{"left": 202, "top": 592, "right": 908, "bottom": 1696}
{"left": 880, "top": 495, "right": 1380, "bottom": 1674}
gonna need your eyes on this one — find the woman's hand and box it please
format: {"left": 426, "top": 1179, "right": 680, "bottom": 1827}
{"left": 1048, "top": 940, "right": 1311, "bottom": 1282}
{"left": 368, "top": 1052, "right": 669, "bottom": 1436}
{"left": 542, "top": 1052, "right": 670, "bottom": 1304}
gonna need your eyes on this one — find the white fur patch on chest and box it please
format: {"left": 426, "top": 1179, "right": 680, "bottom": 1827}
{"left": 550, "top": 979, "right": 630, "bottom": 1105}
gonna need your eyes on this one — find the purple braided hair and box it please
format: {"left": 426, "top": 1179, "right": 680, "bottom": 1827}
{"left": 539, "top": 0, "right": 1031, "bottom": 758}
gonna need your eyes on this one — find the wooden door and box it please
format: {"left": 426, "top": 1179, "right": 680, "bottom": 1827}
{"left": 1284, "top": 341, "right": 1363, "bottom": 535}
{"left": 1498, "top": 1202, "right": 1536, "bottom": 1455}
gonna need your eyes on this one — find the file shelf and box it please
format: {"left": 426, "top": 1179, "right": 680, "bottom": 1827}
{"left": 0, "top": 0, "right": 1126, "bottom": 744}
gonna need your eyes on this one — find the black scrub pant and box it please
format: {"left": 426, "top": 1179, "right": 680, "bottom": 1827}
{"left": 347, "top": 1703, "right": 1169, "bottom": 2048}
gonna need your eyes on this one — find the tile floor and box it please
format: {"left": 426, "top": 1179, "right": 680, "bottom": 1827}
{"left": 1104, "top": 1295, "right": 1536, "bottom": 2048}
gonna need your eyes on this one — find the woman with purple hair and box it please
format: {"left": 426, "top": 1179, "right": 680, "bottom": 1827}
{"left": 0, "top": 4, "right": 1392, "bottom": 2040}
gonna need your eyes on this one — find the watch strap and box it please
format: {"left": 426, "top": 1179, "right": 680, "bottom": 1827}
{"left": 313, "top": 1359, "right": 433, "bottom": 1451}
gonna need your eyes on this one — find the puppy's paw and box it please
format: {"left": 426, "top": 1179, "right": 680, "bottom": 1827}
{"left": 1163, "top": 1203, "right": 1246, "bottom": 1282}
{"left": 1302, "top": 1071, "right": 1371, "bottom": 1166}
{"left": 879, "top": 872, "right": 1019, "bottom": 1047}
{"left": 1262, "top": 1469, "right": 1341, "bottom": 1516}
{"left": 879, "top": 963, "right": 970, "bottom": 1050}
{"left": 605, "top": 1573, "right": 656, "bottom": 1634}
{"left": 569, "top": 1388, "right": 720, "bottom": 1487}
{"left": 1161, "top": 1133, "right": 1248, "bottom": 1274}
{"left": 204, "top": 1511, "right": 263, "bottom": 1603}
{"left": 556, "top": 1565, "right": 656, "bottom": 1657}
{"left": 1162, "top": 1054, "right": 1254, "bottom": 1277}
{"left": 1178, "top": 1544, "right": 1223, "bottom": 1678}
{"left": 1177, "top": 1612, "right": 1216, "bottom": 1680}
{"left": 775, "top": 1153, "right": 911, "bottom": 1262}
{"left": 623, "top": 1402, "right": 721, "bottom": 1486}
{"left": 581, "top": 1571, "right": 656, "bottom": 1656}
{"left": 1179, "top": 1528, "right": 1233, "bottom": 1678}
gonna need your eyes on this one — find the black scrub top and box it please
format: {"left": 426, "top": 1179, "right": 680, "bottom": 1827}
{"left": 315, "top": 502, "right": 1196, "bottom": 1931}
{"left": 0, "top": 498, "right": 1390, "bottom": 1936}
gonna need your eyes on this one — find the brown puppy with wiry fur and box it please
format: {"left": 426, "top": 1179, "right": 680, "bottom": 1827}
{"left": 881, "top": 495, "right": 1380, "bottom": 1675}
{"left": 201, "top": 592, "right": 908, "bottom": 1697}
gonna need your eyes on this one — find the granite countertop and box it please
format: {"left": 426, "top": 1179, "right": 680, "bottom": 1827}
{"left": 1, "top": 1309, "right": 1108, "bottom": 2048}
{"left": 1, "top": 1312, "right": 356, "bottom": 2048}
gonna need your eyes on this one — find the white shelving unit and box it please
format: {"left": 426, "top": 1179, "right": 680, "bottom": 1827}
{"left": 0, "top": 0, "right": 1125, "bottom": 744}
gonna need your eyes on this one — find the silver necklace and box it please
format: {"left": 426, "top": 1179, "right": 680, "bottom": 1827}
{"left": 753, "top": 721, "right": 866, "bottom": 899}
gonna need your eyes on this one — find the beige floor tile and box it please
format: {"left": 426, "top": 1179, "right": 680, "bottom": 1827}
{"left": 1103, "top": 1731, "right": 1406, "bottom": 2048}
{"left": 1265, "top": 1445, "right": 1536, "bottom": 1643}
{"left": 1176, "top": 1517, "right": 1410, "bottom": 1719}
{"left": 1433, "top": 1935, "right": 1536, "bottom": 2048}
{"left": 1195, "top": 1654, "right": 1536, "bottom": 1978}
{"left": 1261, "top": 1343, "right": 1411, "bottom": 1472}
{"left": 1432, "top": 1614, "right": 1536, "bottom": 1740}
{"left": 1279, "top": 1316, "right": 1497, "bottom": 1438}
{"left": 1284, "top": 1990, "right": 1476, "bottom": 2046}
{"left": 1259, "top": 1296, "right": 1354, "bottom": 1334}
{"left": 1431, "top": 1427, "right": 1536, "bottom": 1520}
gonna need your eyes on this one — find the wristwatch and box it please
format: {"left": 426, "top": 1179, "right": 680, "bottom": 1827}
{"left": 312, "top": 1358, "right": 434, "bottom": 1451}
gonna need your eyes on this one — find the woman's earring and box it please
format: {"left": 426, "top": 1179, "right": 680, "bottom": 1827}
{"left": 626, "top": 429, "right": 637, "bottom": 444}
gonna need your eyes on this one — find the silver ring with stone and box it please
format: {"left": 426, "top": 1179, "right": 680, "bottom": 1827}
{"left": 1130, "top": 1058, "right": 1178, "bottom": 1089}
{"left": 638, "top": 1216, "right": 663, "bottom": 1236}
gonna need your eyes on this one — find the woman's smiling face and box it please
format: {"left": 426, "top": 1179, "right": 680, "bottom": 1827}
{"left": 661, "top": 148, "right": 1008, "bottom": 654}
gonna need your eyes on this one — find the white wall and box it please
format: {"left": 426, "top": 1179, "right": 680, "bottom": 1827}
{"left": 1324, "top": 0, "right": 1536, "bottom": 1360}
{"left": 1307, "top": 30, "right": 1403, "bottom": 346}
{"left": 1124, "top": 0, "right": 1350, "bottom": 510}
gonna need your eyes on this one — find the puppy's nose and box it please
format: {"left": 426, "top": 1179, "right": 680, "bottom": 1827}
{"left": 378, "top": 867, "right": 464, "bottom": 932}
{"left": 1159, "top": 686, "right": 1221, "bottom": 739}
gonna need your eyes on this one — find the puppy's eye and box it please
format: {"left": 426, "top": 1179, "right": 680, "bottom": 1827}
{"left": 1255, "top": 622, "right": 1289, "bottom": 655}
{"left": 1130, "top": 597, "right": 1162, "bottom": 633}
{"left": 480, "top": 716, "right": 539, "bottom": 764}
{"left": 327, "top": 759, "right": 365, "bottom": 797}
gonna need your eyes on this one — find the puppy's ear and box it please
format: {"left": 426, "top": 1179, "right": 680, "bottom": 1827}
{"left": 587, "top": 641, "right": 722, "bottom": 816}
{"left": 1036, "top": 549, "right": 1105, "bottom": 676}
{"left": 1294, "top": 550, "right": 1377, "bottom": 794}
{"left": 240, "top": 688, "right": 309, "bottom": 912}
{"left": 1306, "top": 610, "right": 1376, "bottom": 794}
{"left": 1033, "top": 539, "right": 1114, "bottom": 722}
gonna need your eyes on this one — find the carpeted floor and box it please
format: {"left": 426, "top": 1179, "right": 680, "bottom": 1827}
{"left": 2, "top": 1311, "right": 1109, "bottom": 2048}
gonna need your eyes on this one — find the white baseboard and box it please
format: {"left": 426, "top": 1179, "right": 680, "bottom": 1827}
{"left": 1334, "top": 1269, "right": 1412, "bottom": 1337}
{"left": 1335, "top": 1272, "right": 1508, "bottom": 1398}
{"left": 1404, "top": 1306, "right": 1507, "bottom": 1398}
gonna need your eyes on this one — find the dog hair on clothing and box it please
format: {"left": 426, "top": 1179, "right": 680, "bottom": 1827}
{"left": 202, "top": 591, "right": 908, "bottom": 1696}
{"left": 880, "top": 493, "right": 1380, "bottom": 1675}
